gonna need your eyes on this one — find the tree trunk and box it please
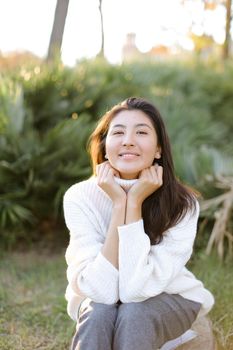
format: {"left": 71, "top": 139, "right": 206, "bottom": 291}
{"left": 223, "top": 0, "right": 232, "bottom": 60}
{"left": 47, "top": 0, "right": 70, "bottom": 62}
{"left": 98, "top": 0, "right": 105, "bottom": 57}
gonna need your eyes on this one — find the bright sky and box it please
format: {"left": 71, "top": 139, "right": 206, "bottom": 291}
{"left": 0, "top": 0, "right": 227, "bottom": 65}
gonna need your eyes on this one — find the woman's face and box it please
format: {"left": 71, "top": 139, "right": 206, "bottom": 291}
{"left": 105, "top": 109, "right": 161, "bottom": 179}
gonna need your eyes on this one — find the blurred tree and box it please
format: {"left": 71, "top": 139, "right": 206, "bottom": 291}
{"left": 47, "top": 0, "right": 70, "bottom": 62}
{"left": 182, "top": 0, "right": 232, "bottom": 59}
{"left": 191, "top": 33, "right": 217, "bottom": 55}
{"left": 223, "top": 0, "right": 232, "bottom": 59}
{"left": 97, "top": 0, "right": 105, "bottom": 58}
{"left": 202, "top": 0, "right": 232, "bottom": 59}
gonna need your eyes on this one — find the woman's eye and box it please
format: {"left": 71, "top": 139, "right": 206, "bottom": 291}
{"left": 113, "top": 131, "right": 124, "bottom": 135}
{"left": 137, "top": 131, "right": 148, "bottom": 135}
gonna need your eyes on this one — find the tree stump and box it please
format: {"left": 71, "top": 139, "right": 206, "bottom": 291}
{"left": 176, "top": 316, "right": 217, "bottom": 350}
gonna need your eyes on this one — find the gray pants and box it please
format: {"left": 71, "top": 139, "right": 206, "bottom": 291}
{"left": 71, "top": 293, "right": 201, "bottom": 350}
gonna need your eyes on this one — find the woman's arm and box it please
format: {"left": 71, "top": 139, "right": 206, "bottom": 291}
{"left": 118, "top": 202, "right": 199, "bottom": 302}
{"left": 101, "top": 203, "right": 125, "bottom": 270}
{"left": 118, "top": 164, "right": 199, "bottom": 302}
{"left": 64, "top": 162, "right": 126, "bottom": 304}
{"left": 64, "top": 185, "right": 119, "bottom": 304}
{"left": 97, "top": 161, "right": 127, "bottom": 270}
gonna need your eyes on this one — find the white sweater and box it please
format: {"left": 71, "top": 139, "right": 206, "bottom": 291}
{"left": 63, "top": 176, "right": 214, "bottom": 321}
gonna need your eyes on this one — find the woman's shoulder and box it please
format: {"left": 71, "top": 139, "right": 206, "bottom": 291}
{"left": 188, "top": 195, "right": 200, "bottom": 213}
{"left": 174, "top": 197, "right": 200, "bottom": 230}
{"left": 63, "top": 176, "right": 98, "bottom": 203}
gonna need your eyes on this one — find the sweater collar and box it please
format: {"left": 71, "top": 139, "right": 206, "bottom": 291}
{"left": 113, "top": 176, "right": 138, "bottom": 192}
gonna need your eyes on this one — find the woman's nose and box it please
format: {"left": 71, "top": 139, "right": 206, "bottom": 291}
{"left": 122, "top": 132, "right": 135, "bottom": 146}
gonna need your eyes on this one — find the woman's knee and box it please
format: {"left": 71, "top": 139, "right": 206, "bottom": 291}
{"left": 79, "top": 301, "right": 118, "bottom": 326}
{"left": 117, "top": 301, "right": 147, "bottom": 324}
{"left": 71, "top": 303, "right": 118, "bottom": 350}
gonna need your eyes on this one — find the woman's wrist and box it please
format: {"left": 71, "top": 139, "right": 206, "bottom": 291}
{"left": 125, "top": 199, "right": 142, "bottom": 224}
{"left": 127, "top": 194, "right": 143, "bottom": 208}
{"left": 112, "top": 197, "right": 127, "bottom": 210}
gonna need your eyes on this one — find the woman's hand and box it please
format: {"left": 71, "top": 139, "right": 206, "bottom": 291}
{"left": 96, "top": 161, "right": 127, "bottom": 206}
{"left": 127, "top": 165, "right": 163, "bottom": 206}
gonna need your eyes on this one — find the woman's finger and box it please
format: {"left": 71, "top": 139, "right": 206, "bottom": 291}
{"left": 156, "top": 165, "right": 163, "bottom": 185}
{"left": 96, "top": 161, "right": 108, "bottom": 180}
{"left": 99, "top": 162, "right": 111, "bottom": 182}
{"left": 149, "top": 166, "right": 159, "bottom": 183}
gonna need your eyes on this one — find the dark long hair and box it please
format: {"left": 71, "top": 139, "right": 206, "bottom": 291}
{"left": 88, "top": 97, "right": 198, "bottom": 244}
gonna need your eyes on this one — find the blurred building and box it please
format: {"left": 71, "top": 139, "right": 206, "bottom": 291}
{"left": 147, "top": 45, "right": 172, "bottom": 60}
{"left": 122, "top": 32, "right": 230, "bottom": 63}
{"left": 122, "top": 32, "right": 173, "bottom": 62}
{"left": 122, "top": 33, "right": 143, "bottom": 62}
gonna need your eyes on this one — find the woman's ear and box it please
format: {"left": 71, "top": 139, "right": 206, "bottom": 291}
{"left": 154, "top": 147, "right": 161, "bottom": 159}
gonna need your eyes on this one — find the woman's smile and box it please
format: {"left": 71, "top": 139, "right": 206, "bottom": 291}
{"left": 119, "top": 152, "right": 140, "bottom": 160}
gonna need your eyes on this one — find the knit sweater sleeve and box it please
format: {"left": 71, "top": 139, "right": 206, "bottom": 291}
{"left": 63, "top": 185, "right": 119, "bottom": 304}
{"left": 118, "top": 201, "right": 199, "bottom": 303}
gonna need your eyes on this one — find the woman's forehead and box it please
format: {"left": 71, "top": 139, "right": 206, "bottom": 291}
{"left": 109, "top": 109, "right": 154, "bottom": 128}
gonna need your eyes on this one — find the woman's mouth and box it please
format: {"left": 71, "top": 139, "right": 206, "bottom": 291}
{"left": 119, "top": 153, "right": 140, "bottom": 159}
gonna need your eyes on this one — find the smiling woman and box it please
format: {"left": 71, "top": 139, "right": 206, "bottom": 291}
{"left": 63, "top": 97, "right": 214, "bottom": 350}
{"left": 105, "top": 109, "right": 161, "bottom": 180}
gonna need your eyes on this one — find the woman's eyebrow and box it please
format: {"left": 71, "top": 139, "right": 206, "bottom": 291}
{"left": 135, "top": 123, "right": 152, "bottom": 129}
{"left": 112, "top": 124, "right": 126, "bottom": 128}
{"left": 111, "top": 123, "right": 152, "bottom": 129}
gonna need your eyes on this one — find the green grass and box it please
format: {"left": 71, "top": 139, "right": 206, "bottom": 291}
{"left": 0, "top": 250, "right": 75, "bottom": 350}
{"left": 0, "top": 249, "right": 232, "bottom": 349}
